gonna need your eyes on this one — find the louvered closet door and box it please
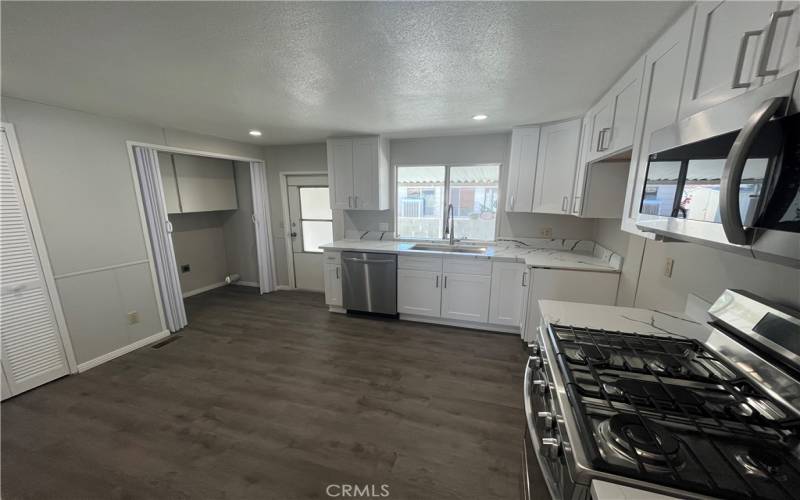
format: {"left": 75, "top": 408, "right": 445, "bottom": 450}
{"left": 1, "top": 131, "right": 69, "bottom": 397}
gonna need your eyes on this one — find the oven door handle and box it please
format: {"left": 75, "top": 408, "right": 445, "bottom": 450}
{"left": 523, "top": 358, "right": 537, "bottom": 440}
{"left": 720, "top": 96, "right": 786, "bottom": 246}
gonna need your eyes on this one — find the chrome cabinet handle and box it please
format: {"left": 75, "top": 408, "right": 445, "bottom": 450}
{"left": 509, "top": 194, "right": 515, "bottom": 210}
{"left": 757, "top": 9, "right": 795, "bottom": 77}
{"left": 601, "top": 127, "right": 612, "bottom": 151}
{"left": 572, "top": 196, "right": 581, "bottom": 214}
{"left": 348, "top": 196, "right": 352, "bottom": 208}
{"left": 720, "top": 96, "right": 786, "bottom": 245}
{"left": 443, "top": 275, "right": 447, "bottom": 288}
{"left": 596, "top": 129, "right": 605, "bottom": 152}
{"left": 733, "top": 30, "right": 763, "bottom": 88}
{"left": 521, "top": 271, "right": 528, "bottom": 287}
{"left": 335, "top": 266, "right": 339, "bottom": 279}
{"left": 435, "top": 275, "right": 439, "bottom": 288}
{"left": 561, "top": 196, "right": 569, "bottom": 212}
{"left": 354, "top": 195, "right": 358, "bottom": 208}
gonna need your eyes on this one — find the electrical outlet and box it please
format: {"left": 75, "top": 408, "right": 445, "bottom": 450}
{"left": 664, "top": 257, "right": 674, "bottom": 278}
{"left": 378, "top": 222, "right": 389, "bottom": 232}
{"left": 181, "top": 264, "right": 191, "bottom": 273}
{"left": 127, "top": 311, "right": 139, "bottom": 325}
{"left": 540, "top": 226, "right": 553, "bottom": 238}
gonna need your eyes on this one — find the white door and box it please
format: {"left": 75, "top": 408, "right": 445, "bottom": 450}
{"left": 505, "top": 126, "right": 540, "bottom": 213}
{"left": 621, "top": 8, "right": 695, "bottom": 236}
{"left": 680, "top": 1, "right": 781, "bottom": 118}
{"left": 489, "top": 262, "right": 528, "bottom": 327}
{"left": 352, "top": 137, "right": 378, "bottom": 210}
{"left": 323, "top": 262, "right": 343, "bottom": 306}
{"left": 285, "top": 175, "right": 332, "bottom": 291}
{"left": 586, "top": 100, "right": 613, "bottom": 162}
{"left": 760, "top": 2, "right": 800, "bottom": 83}
{"left": 441, "top": 273, "right": 491, "bottom": 323}
{"left": 327, "top": 139, "right": 354, "bottom": 210}
{"left": 1, "top": 127, "right": 71, "bottom": 398}
{"left": 532, "top": 118, "right": 582, "bottom": 214}
{"left": 397, "top": 269, "right": 441, "bottom": 317}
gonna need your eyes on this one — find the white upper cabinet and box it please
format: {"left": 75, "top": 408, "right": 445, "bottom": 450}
{"left": 505, "top": 126, "right": 540, "bottom": 213}
{"left": 586, "top": 57, "right": 646, "bottom": 162}
{"left": 680, "top": 1, "right": 786, "bottom": 118}
{"left": 621, "top": 6, "right": 695, "bottom": 236}
{"left": 760, "top": 2, "right": 800, "bottom": 83}
{"left": 532, "top": 118, "right": 582, "bottom": 214}
{"left": 172, "top": 154, "right": 238, "bottom": 213}
{"left": 327, "top": 136, "right": 389, "bottom": 211}
{"left": 489, "top": 262, "right": 528, "bottom": 327}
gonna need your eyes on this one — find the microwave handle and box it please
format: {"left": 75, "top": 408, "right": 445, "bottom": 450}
{"left": 720, "top": 96, "right": 786, "bottom": 245}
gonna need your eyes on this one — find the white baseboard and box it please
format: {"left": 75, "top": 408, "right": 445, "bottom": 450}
{"left": 275, "top": 285, "right": 293, "bottom": 291}
{"left": 399, "top": 314, "right": 519, "bottom": 334}
{"left": 77, "top": 329, "right": 170, "bottom": 372}
{"left": 328, "top": 306, "right": 346, "bottom": 314}
{"left": 182, "top": 281, "right": 227, "bottom": 298}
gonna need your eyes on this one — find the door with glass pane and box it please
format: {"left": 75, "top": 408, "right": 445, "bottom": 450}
{"left": 286, "top": 175, "right": 332, "bottom": 291}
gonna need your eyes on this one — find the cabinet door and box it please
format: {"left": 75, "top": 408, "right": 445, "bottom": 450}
{"left": 489, "top": 262, "right": 528, "bottom": 327}
{"left": 532, "top": 118, "right": 582, "bottom": 214}
{"left": 398, "top": 269, "right": 441, "bottom": 317}
{"left": 523, "top": 269, "right": 620, "bottom": 342}
{"left": 760, "top": 1, "right": 800, "bottom": 83}
{"left": 327, "top": 139, "right": 354, "bottom": 210}
{"left": 157, "top": 152, "right": 182, "bottom": 214}
{"left": 173, "top": 154, "right": 238, "bottom": 212}
{"left": 621, "top": 8, "right": 695, "bottom": 236}
{"left": 441, "top": 273, "right": 491, "bottom": 323}
{"left": 352, "top": 137, "right": 378, "bottom": 210}
{"left": 505, "top": 126, "right": 540, "bottom": 212}
{"left": 680, "top": 1, "right": 780, "bottom": 118}
{"left": 323, "top": 263, "right": 342, "bottom": 307}
{"left": 608, "top": 57, "right": 645, "bottom": 154}
{"left": 571, "top": 118, "right": 592, "bottom": 216}
{"left": 586, "top": 101, "right": 613, "bottom": 163}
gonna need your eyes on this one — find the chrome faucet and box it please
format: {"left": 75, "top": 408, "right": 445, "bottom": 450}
{"left": 444, "top": 203, "right": 455, "bottom": 245}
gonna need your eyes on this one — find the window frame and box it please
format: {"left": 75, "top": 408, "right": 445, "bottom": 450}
{"left": 393, "top": 163, "right": 502, "bottom": 242}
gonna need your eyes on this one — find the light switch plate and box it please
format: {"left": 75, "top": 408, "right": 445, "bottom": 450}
{"left": 127, "top": 311, "right": 140, "bottom": 325}
{"left": 540, "top": 227, "right": 553, "bottom": 238}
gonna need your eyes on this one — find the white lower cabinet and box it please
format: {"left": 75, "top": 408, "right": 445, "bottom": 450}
{"left": 441, "top": 273, "right": 491, "bottom": 323}
{"left": 397, "top": 269, "right": 441, "bottom": 317}
{"left": 488, "top": 262, "right": 528, "bottom": 327}
{"left": 522, "top": 268, "right": 620, "bottom": 341}
{"left": 323, "top": 252, "right": 342, "bottom": 307}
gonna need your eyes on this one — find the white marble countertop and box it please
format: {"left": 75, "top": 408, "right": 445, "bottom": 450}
{"left": 538, "top": 299, "right": 713, "bottom": 349}
{"left": 319, "top": 239, "right": 620, "bottom": 273}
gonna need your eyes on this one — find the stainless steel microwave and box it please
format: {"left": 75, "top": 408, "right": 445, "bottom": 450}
{"left": 637, "top": 71, "right": 800, "bottom": 268}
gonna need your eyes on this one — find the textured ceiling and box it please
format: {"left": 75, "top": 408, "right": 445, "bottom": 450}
{"left": 1, "top": 1, "right": 688, "bottom": 145}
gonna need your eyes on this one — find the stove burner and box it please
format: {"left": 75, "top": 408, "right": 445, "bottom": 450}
{"left": 598, "top": 415, "right": 683, "bottom": 472}
{"left": 736, "top": 448, "right": 786, "bottom": 479}
{"left": 577, "top": 345, "right": 606, "bottom": 363}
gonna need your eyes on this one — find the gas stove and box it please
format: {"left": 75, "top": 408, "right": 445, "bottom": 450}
{"left": 522, "top": 290, "right": 800, "bottom": 500}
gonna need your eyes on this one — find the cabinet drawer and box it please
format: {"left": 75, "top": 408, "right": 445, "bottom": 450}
{"left": 323, "top": 251, "right": 341, "bottom": 265}
{"left": 443, "top": 256, "right": 492, "bottom": 275}
{"left": 398, "top": 255, "right": 443, "bottom": 272}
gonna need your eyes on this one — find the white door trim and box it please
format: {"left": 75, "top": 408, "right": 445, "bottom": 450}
{"left": 1, "top": 123, "right": 78, "bottom": 374}
{"left": 279, "top": 171, "right": 328, "bottom": 289}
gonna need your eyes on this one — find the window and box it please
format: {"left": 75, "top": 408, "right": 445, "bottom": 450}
{"left": 299, "top": 187, "right": 332, "bottom": 252}
{"left": 396, "top": 164, "right": 499, "bottom": 241}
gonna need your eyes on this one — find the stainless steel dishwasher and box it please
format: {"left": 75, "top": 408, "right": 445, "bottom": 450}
{"left": 342, "top": 251, "right": 397, "bottom": 315}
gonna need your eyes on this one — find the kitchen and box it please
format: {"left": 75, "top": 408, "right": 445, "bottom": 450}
{"left": 1, "top": 1, "right": 799, "bottom": 499}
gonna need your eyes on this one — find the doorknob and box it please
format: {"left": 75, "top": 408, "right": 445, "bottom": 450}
{"left": 290, "top": 232, "right": 297, "bottom": 238}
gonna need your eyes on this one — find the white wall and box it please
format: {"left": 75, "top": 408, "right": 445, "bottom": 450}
{"left": 1, "top": 96, "right": 263, "bottom": 366}
{"left": 593, "top": 218, "right": 800, "bottom": 312}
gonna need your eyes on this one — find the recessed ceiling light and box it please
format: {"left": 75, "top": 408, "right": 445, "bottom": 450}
{"left": 472, "top": 114, "right": 488, "bottom": 121}
{"left": 249, "top": 130, "right": 262, "bottom": 137}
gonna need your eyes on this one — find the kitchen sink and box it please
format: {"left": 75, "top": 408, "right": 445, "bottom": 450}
{"left": 410, "top": 244, "right": 488, "bottom": 255}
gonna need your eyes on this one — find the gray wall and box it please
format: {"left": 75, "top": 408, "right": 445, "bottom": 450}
{"left": 169, "top": 212, "right": 231, "bottom": 293}
{"left": 2, "top": 96, "right": 263, "bottom": 366}
{"left": 223, "top": 162, "right": 259, "bottom": 285}
{"left": 593, "top": 218, "right": 800, "bottom": 312}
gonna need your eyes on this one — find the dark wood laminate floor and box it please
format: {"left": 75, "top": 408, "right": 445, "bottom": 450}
{"left": 2, "top": 287, "right": 548, "bottom": 499}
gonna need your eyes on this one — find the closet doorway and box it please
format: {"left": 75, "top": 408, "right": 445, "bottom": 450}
{"left": 280, "top": 173, "right": 331, "bottom": 291}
